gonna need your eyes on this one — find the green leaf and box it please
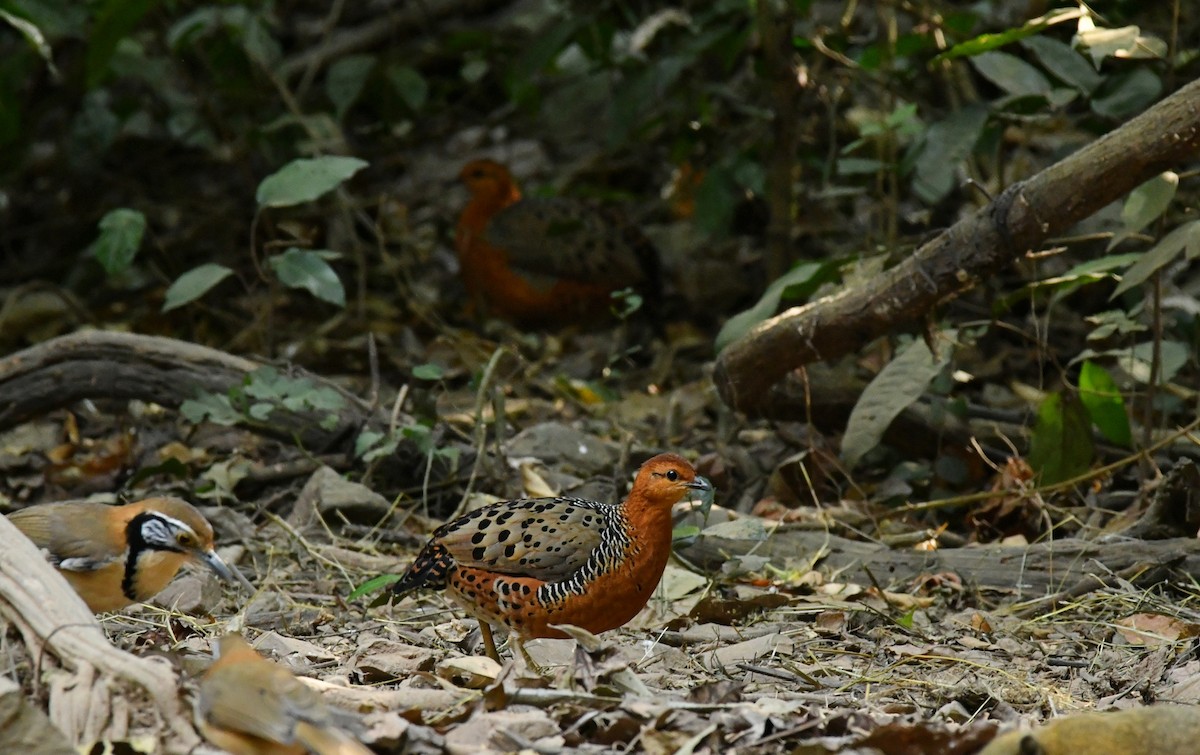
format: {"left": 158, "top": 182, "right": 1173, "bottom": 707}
{"left": 608, "top": 55, "right": 689, "bottom": 147}
{"left": 85, "top": 0, "right": 155, "bottom": 87}
{"left": 929, "top": 7, "right": 1082, "bottom": 65}
{"left": 1020, "top": 36, "right": 1102, "bottom": 95}
{"left": 1108, "top": 172, "right": 1178, "bottom": 250}
{"left": 327, "top": 54, "right": 375, "bottom": 120}
{"left": 93, "top": 208, "right": 146, "bottom": 275}
{"left": 1028, "top": 393, "right": 1093, "bottom": 485}
{"left": 386, "top": 64, "right": 428, "bottom": 111}
{"left": 166, "top": 6, "right": 252, "bottom": 48}
{"left": 1084, "top": 308, "right": 1147, "bottom": 342}
{"left": 461, "top": 57, "right": 489, "bottom": 83}
{"left": 1112, "top": 220, "right": 1200, "bottom": 298}
{"left": 506, "top": 16, "right": 581, "bottom": 99}
{"left": 1, "top": 8, "right": 58, "bottom": 77}
{"left": 911, "top": 105, "right": 988, "bottom": 204}
{"left": 256, "top": 156, "right": 368, "bottom": 208}
{"left": 356, "top": 429, "right": 400, "bottom": 462}
{"left": 1076, "top": 25, "right": 1168, "bottom": 66}
{"left": 180, "top": 391, "right": 242, "bottom": 425}
{"left": 412, "top": 363, "right": 444, "bottom": 381}
{"left": 348, "top": 573, "right": 401, "bottom": 601}
{"left": 842, "top": 332, "right": 957, "bottom": 468}
{"left": 970, "top": 51, "right": 1052, "bottom": 96}
{"left": 1091, "top": 68, "right": 1162, "bottom": 120}
{"left": 837, "top": 158, "right": 888, "bottom": 175}
{"left": 163, "top": 264, "right": 234, "bottom": 311}
{"left": 1115, "top": 341, "right": 1190, "bottom": 385}
{"left": 1078, "top": 361, "right": 1131, "bottom": 447}
{"left": 125, "top": 457, "right": 190, "bottom": 488}
{"left": 700, "top": 517, "right": 769, "bottom": 542}
{"left": 241, "top": 13, "right": 280, "bottom": 68}
{"left": 1002, "top": 252, "right": 1141, "bottom": 310}
{"left": 691, "top": 163, "right": 738, "bottom": 237}
{"left": 267, "top": 248, "right": 345, "bottom": 306}
{"left": 716, "top": 262, "right": 830, "bottom": 352}
{"left": 672, "top": 524, "right": 702, "bottom": 543}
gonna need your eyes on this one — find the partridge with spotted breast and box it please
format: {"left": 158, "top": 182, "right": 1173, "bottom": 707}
{"left": 391, "top": 452, "right": 711, "bottom": 661}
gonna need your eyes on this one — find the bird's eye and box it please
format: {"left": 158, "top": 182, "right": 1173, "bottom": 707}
{"left": 176, "top": 532, "right": 192, "bottom": 547}
{"left": 666, "top": 469, "right": 679, "bottom": 481}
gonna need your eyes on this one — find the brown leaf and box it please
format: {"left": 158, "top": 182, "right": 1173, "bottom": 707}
{"left": 1116, "top": 613, "right": 1200, "bottom": 646}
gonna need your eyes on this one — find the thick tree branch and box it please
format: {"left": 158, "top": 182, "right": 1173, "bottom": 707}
{"left": 714, "top": 78, "right": 1200, "bottom": 417}
{"left": 0, "top": 331, "right": 385, "bottom": 451}
{"left": 676, "top": 521, "right": 1200, "bottom": 598}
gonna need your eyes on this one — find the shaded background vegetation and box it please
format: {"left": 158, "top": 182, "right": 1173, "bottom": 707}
{"left": 2, "top": 0, "right": 1198, "bottom": 544}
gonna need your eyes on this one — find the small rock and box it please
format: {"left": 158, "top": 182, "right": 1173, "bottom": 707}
{"left": 506, "top": 422, "right": 616, "bottom": 475}
{"left": 288, "top": 466, "right": 391, "bottom": 532}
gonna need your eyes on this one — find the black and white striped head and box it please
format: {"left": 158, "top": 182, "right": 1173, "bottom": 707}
{"left": 123, "top": 497, "right": 253, "bottom": 591}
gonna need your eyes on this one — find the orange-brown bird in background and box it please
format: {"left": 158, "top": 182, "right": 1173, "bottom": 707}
{"left": 455, "top": 158, "right": 661, "bottom": 327}
{"left": 197, "top": 634, "right": 372, "bottom": 755}
{"left": 391, "top": 453, "right": 711, "bottom": 661}
{"left": 7, "top": 497, "right": 252, "bottom": 612}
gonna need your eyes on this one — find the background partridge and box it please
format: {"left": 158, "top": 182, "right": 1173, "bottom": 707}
{"left": 455, "top": 158, "right": 661, "bottom": 327}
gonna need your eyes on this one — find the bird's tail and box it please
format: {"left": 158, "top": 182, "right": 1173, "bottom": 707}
{"left": 295, "top": 721, "right": 372, "bottom": 755}
{"left": 391, "top": 542, "right": 453, "bottom": 598}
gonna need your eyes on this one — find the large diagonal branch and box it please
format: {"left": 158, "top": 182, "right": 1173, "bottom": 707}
{"left": 714, "top": 78, "right": 1200, "bottom": 417}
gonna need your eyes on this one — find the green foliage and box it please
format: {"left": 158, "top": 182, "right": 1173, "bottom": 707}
{"left": 1077, "top": 361, "right": 1131, "bottom": 448}
{"left": 92, "top": 208, "right": 146, "bottom": 275}
{"left": 609, "top": 287, "right": 644, "bottom": 320}
{"left": 1028, "top": 393, "right": 1093, "bottom": 485}
{"left": 411, "top": 364, "right": 445, "bottom": 381}
{"left": 1111, "top": 172, "right": 1178, "bottom": 250}
{"left": 356, "top": 423, "right": 458, "bottom": 467}
{"left": 842, "top": 332, "right": 957, "bottom": 468}
{"left": 931, "top": 8, "right": 1083, "bottom": 63}
{"left": 386, "top": 64, "right": 428, "bottom": 112}
{"left": 267, "top": 249, "right": 346, "bottom": 307}
{"left": 348, "top": 573, "right": 400, "bottom": 601}
{"left": 0, "top": 7, "right": 57, "bottom": 79}
{"left": 1112, "top": 220, "right": 1200, "bottom": 299}
{"left": 327, "top": 55, "right": 376, "bottom": 121}
{"left": 255, "top": 156, "right": 368, "bottom": 209}
{"left": 910, "top": 105, "right": 989, "bottom": 204}
{"left": 86, "top": 0, "right": 154, "bottom": 87}
{"left": 163, "top": 264, "right": 235, "bottom": 311}
{"left": 181, "top": 366, "right": 347, "bottom": 433}
{"left": 998, "top": 253, "right": 1141, "bottom": 314}
{"left": 716, "top": 261, "right": 838, "bottom": 353}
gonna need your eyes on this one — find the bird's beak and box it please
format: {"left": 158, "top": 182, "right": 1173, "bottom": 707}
{"left": 684, "top": 476, "right": 714, "bottom": 505}
{"left": 195, "top": 548, "right": 256, "bottom": 593}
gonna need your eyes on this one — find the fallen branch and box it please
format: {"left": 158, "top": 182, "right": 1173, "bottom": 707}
{"left": 676, "top": 522, "right": 1200, "bottom": 598}
{"left": 713, "top": 78, "right": 1200, "bottom": 417}
{"left": 0, "top": 331, "right": 385, "bottom": 451}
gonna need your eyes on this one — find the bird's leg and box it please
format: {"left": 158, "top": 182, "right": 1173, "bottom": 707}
{"left": 478, "top": 621, "right": 500, "bottom": 663}
{"left": 515, "top": 639, "right": 544, "bottom": 674}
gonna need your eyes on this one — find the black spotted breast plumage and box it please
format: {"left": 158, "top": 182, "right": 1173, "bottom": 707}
{"left": 390, "top": 453, "right": 711, "bottom": 661}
